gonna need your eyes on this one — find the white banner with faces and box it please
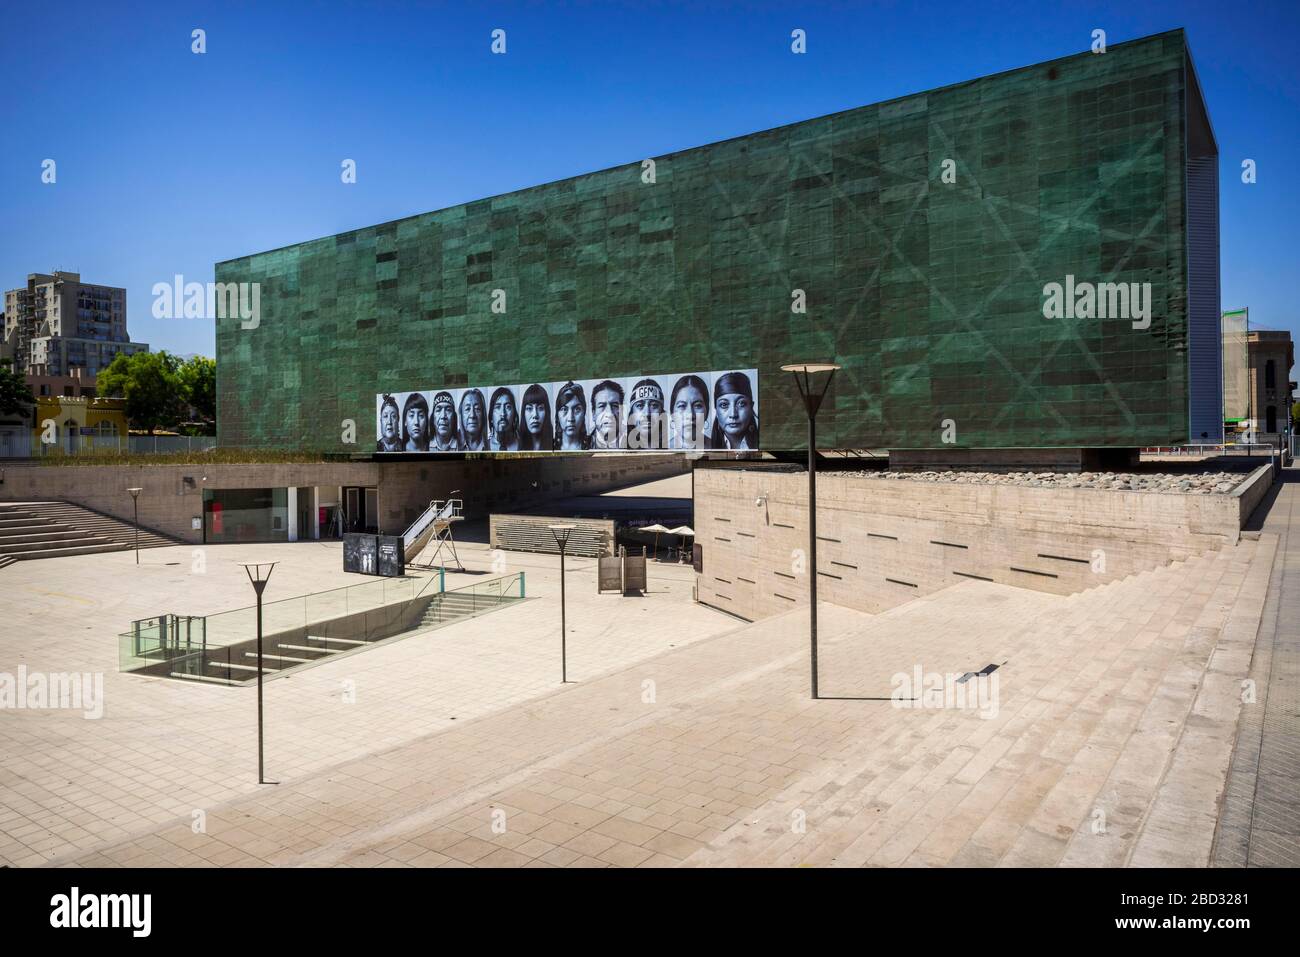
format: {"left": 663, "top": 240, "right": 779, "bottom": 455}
{"left": 376, "top": 369, "right": 758, "bottom": 453}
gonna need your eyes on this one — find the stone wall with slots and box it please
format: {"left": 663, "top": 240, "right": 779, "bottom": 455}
{"left": 693, "top": 466, "right": 1249, "bottom": 620}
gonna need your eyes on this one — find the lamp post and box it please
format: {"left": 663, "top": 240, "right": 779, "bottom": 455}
{"left": 238, "top": 561, "right": 278, "bottom": 784}
{"left": 549, "top": 524, "right": 575, "bottom": 683}
{"left": 127, "top": 487, "right": 143, "bottom": 564}
{"left": 780, "top": 362, "right": 841, "bottom": 699}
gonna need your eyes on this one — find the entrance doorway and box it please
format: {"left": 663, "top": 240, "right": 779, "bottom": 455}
{"left": 343, "top": 486, "right": 379, "bottom": 534}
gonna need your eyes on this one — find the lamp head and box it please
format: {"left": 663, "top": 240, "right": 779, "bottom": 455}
{"left": 237, "top": 561, "right": 279, "bottom": 588}
{"left": 779, "top": 362, "right": 842, "bottom": 375}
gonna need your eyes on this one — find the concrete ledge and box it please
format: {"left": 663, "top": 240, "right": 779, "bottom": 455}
{"left": 1232, "top": 464, "right": 1275, "bottom": 530}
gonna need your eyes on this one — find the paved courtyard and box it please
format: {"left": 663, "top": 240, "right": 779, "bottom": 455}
{"left": 0, "top": 471, "right": 1291, "bottom": 868}
{"left": 0, "top": 537, "right": 726, "bottom": 867}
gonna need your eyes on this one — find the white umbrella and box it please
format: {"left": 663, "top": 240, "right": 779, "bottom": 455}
{"left": 640, "top": 523, "right": 672, "bottom": 558}
{"left": 667, "top": 525, "right": 695, "bottom": 563}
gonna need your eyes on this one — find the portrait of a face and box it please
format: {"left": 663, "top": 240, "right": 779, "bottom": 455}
{"left": 626, "top": 378, "right": 667, "bottom": 449}
{"left": 710, "top": 370, "right": 758, "bottom": 449}
{"left": 555, "top": 382, "right": 587, "bottom": 450}
{"left": 716, "top": 394, "right": 753, "bottom": 438}
{"left": 432, "top": 393, "right": 456, "bottom": 442}
{"left": 670, "top": 375, "right": 709, "bottom": 449}
{"left": 402, "top": 392, "right": 430, "bottom": 451}
{"left": 586, "top": 379, "right": 624, "bottom": 449}
{"left": 487, "top": 386, "right": 520, "bottom": 451}
{"left": 520, "top": 383, "right": 550, "bottom": 447}
{"left": 459, "top": 389, "right": 486, "bottom": 445}
{"left": 379, "top": 401, "right": 399, "bottom": 444}
{"left": 491, "top": 390, "right": 517, "bottom": 437}
{"left": 524, "top": 397, "right": 546, "bottom": 435}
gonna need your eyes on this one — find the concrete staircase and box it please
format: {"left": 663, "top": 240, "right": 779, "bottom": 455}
{"left": 492, "top": 517, "right": 609, "bottom": 557}
{"left": 0, "top": 501, "right": 179, "bottom": 567}
{"left": 416, "top": 589, "right": 515, "bottom": 629}
{"left": 160, "top": 588, "right": 522, "bottom": 686}
{"left": 685, "top": 537, "right": 1272, "bottom": 867}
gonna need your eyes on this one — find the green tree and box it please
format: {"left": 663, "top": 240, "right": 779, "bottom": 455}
{"left": 97, "top": 351, "right": 185, "bottom": 434}
{"left": 1292, "top": 400, "right": 1299, "bottom": 431}
{"left": 178, "top": 355, "right": 216, "bottom": 428}
{"left": 0, "top": 358, "right": 35, "bottom": 418}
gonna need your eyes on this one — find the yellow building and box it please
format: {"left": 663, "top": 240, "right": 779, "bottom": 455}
{"left": 32, "top": 396, "right": 129, "bottom": 454}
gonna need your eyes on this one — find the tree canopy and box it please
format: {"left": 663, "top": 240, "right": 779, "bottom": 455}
{"left": 0, "top": 358, "right": 35, "bottom": 418}
{"left": 97, "top": 350, "right": 216, "bottom": 434}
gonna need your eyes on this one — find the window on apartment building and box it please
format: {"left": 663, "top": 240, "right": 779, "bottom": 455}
{"left": 1265, "top": 359, "right": 1276, "bottom": 390}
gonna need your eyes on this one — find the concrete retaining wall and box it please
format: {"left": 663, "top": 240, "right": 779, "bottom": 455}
{"left": 0, "top": 453, "right": 687, "bottom": 544}
{"left": 0, "top": 462, "right": 380, "bottom": 544}
{"left": 694, "top": 466, "right": 1257, "bottom": 621}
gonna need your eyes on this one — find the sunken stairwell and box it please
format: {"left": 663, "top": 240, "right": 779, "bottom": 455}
{"left": 159, "top": 588, "right": 522, "bottom": 685}
{"left": 0, "top": 501, "right": 180, "bottom": 568}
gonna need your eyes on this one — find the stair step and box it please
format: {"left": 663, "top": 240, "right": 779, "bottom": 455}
{"left": 0, "top": 500, "right": 183, "bottom": 561}
{"left": 245, "top": 651, "right": 317, "bottom": 664}
{"left": 0, "top": 540, "right": 119, "bottom": 557}
{"left": 170, "top": 672, "right": 237, "bottom": 685}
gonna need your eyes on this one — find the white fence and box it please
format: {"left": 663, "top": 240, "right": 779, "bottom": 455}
{"left": 0, "top": 432, "right": 217, "bottom": 458}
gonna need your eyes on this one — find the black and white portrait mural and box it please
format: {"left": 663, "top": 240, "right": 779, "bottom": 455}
{"left": 376, "top": 369, "right": 757, "bottom": 453}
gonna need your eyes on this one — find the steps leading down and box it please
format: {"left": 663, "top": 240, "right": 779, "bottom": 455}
{"left": 0, "top": 501, "right": 180, "bottom": 564}
{"left": 316, "top": 537, "right": 1272, "bottom": 869}
{"left": 684, "top": 539, "right": 1273, "bottom": 868}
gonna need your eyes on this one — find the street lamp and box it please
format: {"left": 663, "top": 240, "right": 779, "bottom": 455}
{"left": 549, "top": 524, "right": 575, "bottom": 683}
{"left": 238, "top": 561, "right": 278, "bottom": 784}
{"left": 780, "top": 362, "right": 841, "bottom": 700}
{"left": 127, "top": 487, "right": 143, "bottom": 564}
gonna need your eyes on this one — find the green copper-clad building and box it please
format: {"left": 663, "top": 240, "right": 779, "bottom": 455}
{"left": 215, "top": 28, "right": 1220, "bottom": 456}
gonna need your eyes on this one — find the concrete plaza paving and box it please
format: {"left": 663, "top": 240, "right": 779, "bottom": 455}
{"left": 0, "top": 538, "right": 725, "bottom": 867}
{"left": 1213, "top": 464, "right": 1300, "bottom": 866}
{"left": 0, "top": 471, "right": 1288, "bottom": 868}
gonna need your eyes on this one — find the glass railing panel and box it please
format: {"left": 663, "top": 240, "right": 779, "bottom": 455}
{"left": 120, "top": 573, "right": 524, "bottom": 677}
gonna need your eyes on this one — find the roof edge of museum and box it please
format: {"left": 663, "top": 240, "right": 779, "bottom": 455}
{"left": 216, "top": 27, "right": 1195, "bottom": 267}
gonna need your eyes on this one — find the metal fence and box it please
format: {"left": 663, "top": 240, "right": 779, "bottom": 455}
{"left": 0, "top": 433, "right": 217, "bottom": 458}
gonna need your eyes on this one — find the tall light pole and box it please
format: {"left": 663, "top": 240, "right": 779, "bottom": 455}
{"left": 239, "top": 561, "right": 278, "bottom": 784}
{"left": 549, "top": 524, "right": 575, "bottom": 683}
{"left": 780, "top": 362, "right": 841, "bottom": 700}
{"left": 127, "top": 487, "right": 143, "bottom": 564}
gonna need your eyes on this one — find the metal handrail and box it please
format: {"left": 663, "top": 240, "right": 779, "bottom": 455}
{"left": 401, "top": 498, "right": 462, "bottom": 552}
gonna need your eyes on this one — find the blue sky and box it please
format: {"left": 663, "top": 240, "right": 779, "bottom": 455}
{"left": 1, "top": 0, "right": 1296, "bottom": 375}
